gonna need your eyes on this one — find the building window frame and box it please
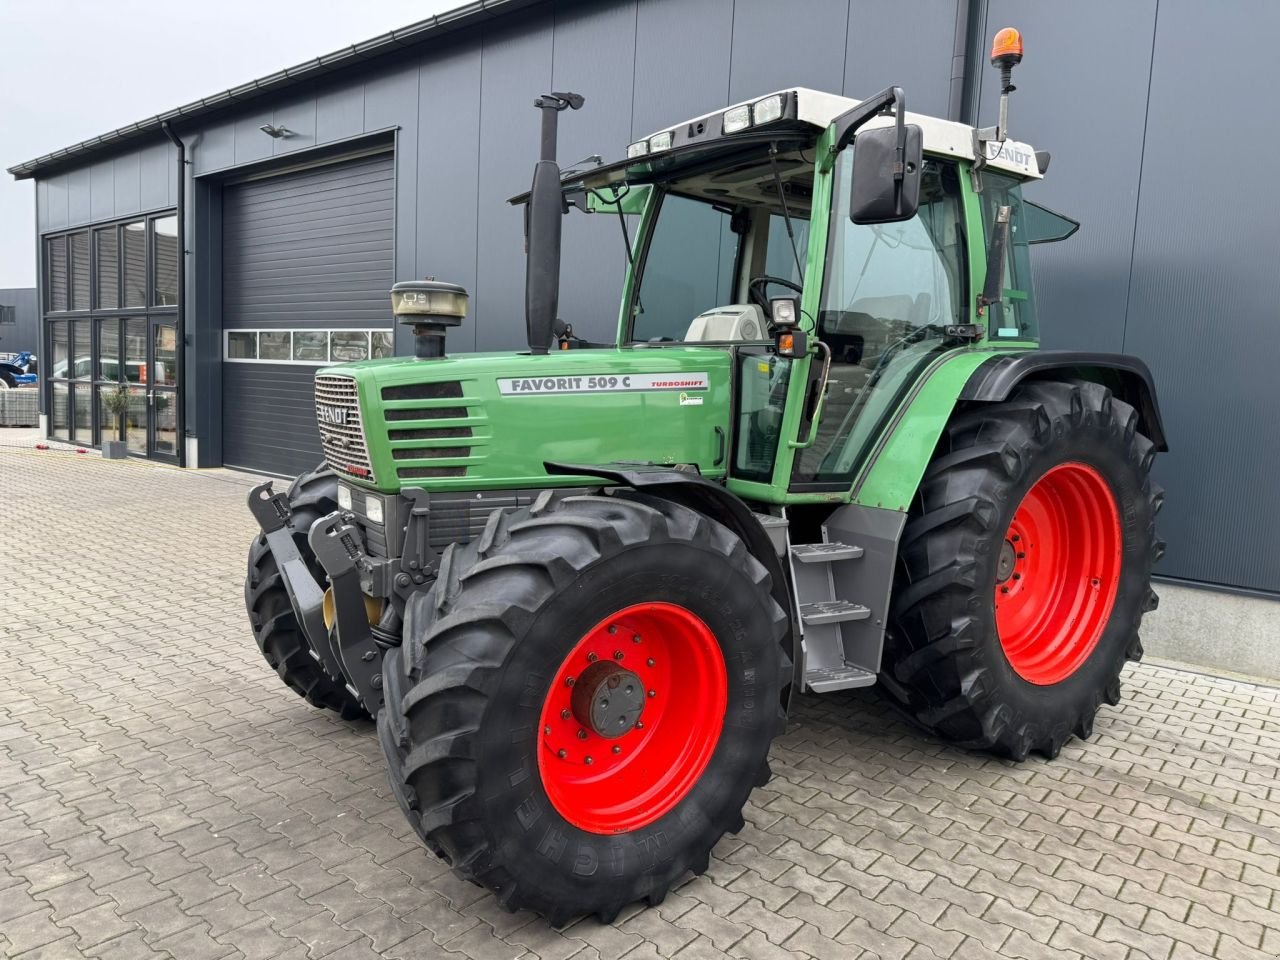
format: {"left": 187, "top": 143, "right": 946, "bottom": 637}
{"left": 223, "top": 328, "right": 395, "bottom": 365}
{"left": 40, "top": 209, "right": 178, "bottom": 452}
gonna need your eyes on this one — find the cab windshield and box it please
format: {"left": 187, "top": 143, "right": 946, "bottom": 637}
{"left": 626, "top": 146, "right": 813, "bottom": 344}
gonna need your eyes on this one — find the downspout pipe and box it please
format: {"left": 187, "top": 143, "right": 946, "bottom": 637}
{"left": 160, "top": 121, "right": 187, "bottom": 467}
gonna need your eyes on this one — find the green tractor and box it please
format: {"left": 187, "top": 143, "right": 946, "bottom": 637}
{"left": 244, "top": 29, "right": 1165, "bottom": 924}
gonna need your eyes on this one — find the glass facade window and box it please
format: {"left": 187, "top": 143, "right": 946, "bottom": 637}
{"left": 293, "top": 330, "right": 328, "bottom": 363}
{"left": 123, "top": 221, "right": 146, "bottom": 307}
{"left": 259, "top": 331, "right": 291, "bottom": 361}
{"left": 96, "top": 383, "right": 122, "bottom": 442}
{"left": 331, "top": 330, "right": 370, "bottom": 362}
{"left": 153, "top": 216, "right": 178, "bottom": 306}
{"left": 96, "top": 227, "right": 119, "bottom": 309}
{"left": 96, "top": 319, "right": 120, "bottom": 381}
{"left": 124, "top": 319, "right": 147, "bottom": 383}
{"left": 224, "top": 328, "right": 397, "bottom": 364}
{"left": 153, "top": 323, "right": 177, "bottom": 386}
{"left": 51, "top": 382, "right": 70, "bottom": 440}
{"left": 51, "top": 320, "right": 69, "bottom": 376}
{"left": 226, "top": 332, "right": 257, "bottom": 359}
{"left": 41, "top": 210, "right": 179, "bottom": 459}
{"left": 70, "top": 232, "right": 90, "bottom": 310}
{"left": 72, "top": 321, "right": 91, "bottom": 380}
{"left": 125, "top": 386, "right": 147, "bottom": 455}
{"left": 46, "top": 237, "right": 68, "bottom": 312}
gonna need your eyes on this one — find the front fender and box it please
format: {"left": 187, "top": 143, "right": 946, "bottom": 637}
{"left": 544, "top": 461, "right": 799, "bottom": 711}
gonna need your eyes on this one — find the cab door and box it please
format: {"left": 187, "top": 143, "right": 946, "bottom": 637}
{"left": 789, "top": 156, "right": 968, "bottom": 490}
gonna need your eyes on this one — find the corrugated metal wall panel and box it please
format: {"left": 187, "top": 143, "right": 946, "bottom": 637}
{"left": 978, "top": 0, "right": 1157, "bottom": 355}
{"left": 473, "top": 11, "right": 555, "bottom": 352}
{"left": 1121, "top": 0, "right": 1280, "bottom": 592}
{"left": 415, "top": 40, "right": 483, "bottom": 352}
{"left": 221, "top": 152, "right": 394, "bottom": 476}
{"left": 551, "top": 0, "right": 637, "bottom": 343}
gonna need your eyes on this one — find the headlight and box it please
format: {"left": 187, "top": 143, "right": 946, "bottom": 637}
{"left": 626, "top": 140, "right": 650, "bottom": 159}
{"left": 336, "top": 485, "right": 352, "bottom": 511}
{"left": 753, "top": 94, "right": 784, "bottom": 125}
{"left": 722, "top": 104, "right": 752, "bottom": 134}
{"left": 365, "top": 497, "right": 384, "bottom": 525}
{"left": 648, "top": 130, "right": 673, "bottom": 152}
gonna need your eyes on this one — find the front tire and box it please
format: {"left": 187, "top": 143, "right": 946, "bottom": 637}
{"left": 378, "top": 489, "right": 789, "bottom": 924}
{"left": 883, "top": 379, "right": 1164, "bottom": 760}
{"left": 244, "top": 464, "right": 366, "bottom": 720}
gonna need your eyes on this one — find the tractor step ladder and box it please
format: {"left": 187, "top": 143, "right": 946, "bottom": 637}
{"left": 789, "top": 540, "right": 878, "bottom": 692}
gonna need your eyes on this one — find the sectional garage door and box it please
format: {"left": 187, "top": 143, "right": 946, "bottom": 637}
{"left": 221, "top": 151, "right": 394, "bottom": 476}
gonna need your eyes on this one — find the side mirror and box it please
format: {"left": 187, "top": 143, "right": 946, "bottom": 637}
{"left": 849, "top": 124, "right": 923, "bottom": 225}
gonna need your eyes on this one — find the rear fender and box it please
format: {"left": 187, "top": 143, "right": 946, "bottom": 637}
{"left": 959, "top": 351, "right": 1168, "bottom": 451}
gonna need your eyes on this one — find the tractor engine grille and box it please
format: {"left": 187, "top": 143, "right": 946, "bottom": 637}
{"left": 381, "top": 381, "right": 472, "bottom": 481}
{"left": 314, "top": 375, "right": 375, "bottom": 483}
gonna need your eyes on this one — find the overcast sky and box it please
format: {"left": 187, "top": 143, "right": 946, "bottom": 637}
{"left": 0, "top": 0, "right": 462, "bottom": 288}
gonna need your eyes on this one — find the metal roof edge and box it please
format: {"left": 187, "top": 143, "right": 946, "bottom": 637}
{"left": 7, "top": 0, "right": 542, "bottom": 180}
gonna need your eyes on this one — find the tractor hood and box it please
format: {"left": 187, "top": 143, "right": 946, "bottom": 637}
{"left": 313, "top": 348, "right": 733, "bottom": 493}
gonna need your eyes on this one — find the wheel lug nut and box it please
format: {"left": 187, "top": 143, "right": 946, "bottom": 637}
{"left": 608, "top": 625, "right": 618, "bottom": 634}
{"left": 632, "top": 634, "right": 642, "bottom": 643}
{"left": 648, "top": 689, "right": 656, "bottom": 698}
{"left": 561, "top": 708, "right": 571, "bottom": 719}
{"left": 613, "top": 651, "right": 624, "bottom": 661}
{"left": 577, "top": 729, "right": 588, "bottom": 740}
{"left": 587, "top": 652, "right": 598, "bottom": 662}
{"left": 635, "top": 720, "right": 644, "bottom": 729}
{"left": 565, "top": 676, "right": 575, "bottom": 687}
{"left": 584, "top": 756, "right": 594, "bottom": 765}
{"left": 557, "top": 748, "right": 567, "bottom": 759}
{"left": 1017, "top": 552, "right": 1026, "bottom": 559}
{"left": 544, "top": 726, "right": 551, "bottom": 735}
{"left": 1001, "top": 586, "right": 1010, "bottom": 594}
{"left": 1012, "top": 534, "right": 1020, "bottom": 542}
{"left": 612, "top": 745, "right": 621, "bottom": 755}
{"left": 646, "top": 658, "right": 655, "bottom": 667}
{"left": 1012, "top": 573, "right": 1021, "bottom": 581}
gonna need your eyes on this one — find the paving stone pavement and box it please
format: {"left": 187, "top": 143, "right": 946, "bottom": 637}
{"left": 2, "top": 435, "right": 1279, "bottom": 960}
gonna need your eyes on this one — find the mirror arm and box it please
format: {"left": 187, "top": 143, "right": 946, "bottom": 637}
{"left": 977, "top": 205, "right": 1012, "bottom": 316}
{"left": 831, "top": 86, "right": 906, "bottom": 155}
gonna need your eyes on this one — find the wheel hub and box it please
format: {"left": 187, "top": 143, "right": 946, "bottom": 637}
{"left": 571, "top": 661, "right": 645, "bottom": 738}
{"left": 996, "top": 539, "right": 1017, "bottom": 583}
{"left": 537, "top": 602, "right": 727, "bottom": 834}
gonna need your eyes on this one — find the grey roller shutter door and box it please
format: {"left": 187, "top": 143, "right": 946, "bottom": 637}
{"left": 221, "top": 152, "right": 394, "bottom": 476}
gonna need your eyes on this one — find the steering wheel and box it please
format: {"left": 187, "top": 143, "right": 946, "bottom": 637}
{"left": 748, "top": 275, "right": 803, "bottom": 314}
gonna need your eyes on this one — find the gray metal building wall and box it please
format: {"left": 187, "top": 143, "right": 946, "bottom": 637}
{"left": 23, "top": 0, "right": 1279, "bottom": 594}
{"left": 978, "top": 0, "right": 1280, "bottom": 594}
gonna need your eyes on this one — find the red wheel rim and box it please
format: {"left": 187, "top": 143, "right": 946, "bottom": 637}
{"left": 537, "top": 602, "right": 727, "bottom": 834}
{"left": 994, "top": 462, "right": 1123, "bottom": 685}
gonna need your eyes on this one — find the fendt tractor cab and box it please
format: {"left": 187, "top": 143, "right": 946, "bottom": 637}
{"left": 245, "top": 29, "right": 1166, "bottom": 923}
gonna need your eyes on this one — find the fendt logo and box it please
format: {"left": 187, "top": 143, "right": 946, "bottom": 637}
{"left": 317, "top": 404, "right": 349, "bottom": 426}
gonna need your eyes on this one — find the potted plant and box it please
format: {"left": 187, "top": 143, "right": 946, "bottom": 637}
{"left": 101, "top": 385, "right": 131, "bottom": 459}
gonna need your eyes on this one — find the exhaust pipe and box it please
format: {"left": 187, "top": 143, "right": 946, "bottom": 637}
{"left": 524, "top": 92, "right": 584, "bottom": 355}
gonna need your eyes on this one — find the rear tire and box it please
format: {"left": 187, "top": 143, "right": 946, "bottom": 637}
{"left": 378, "top": 489, "right": 789, "bottom": 924}
{"left": 883, "top": 379, "right": 1164, "bottom": 760}
{"left": 244, "top": 464, "right": 366, "bottom": 720}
